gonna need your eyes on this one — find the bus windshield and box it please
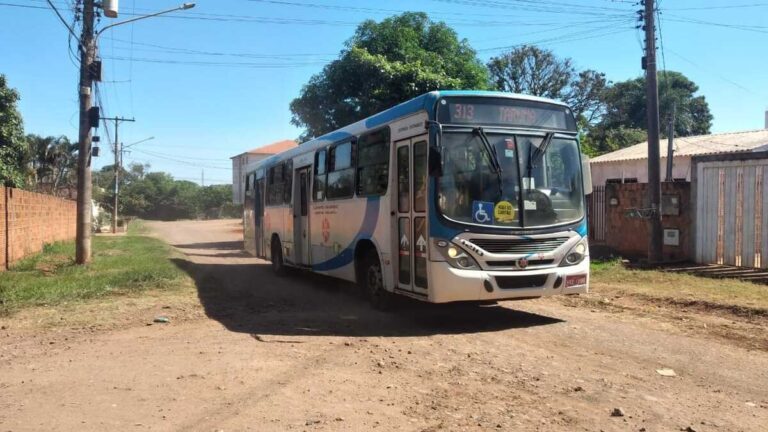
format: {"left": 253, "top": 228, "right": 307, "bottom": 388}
{"left": 437, "top": 131, "right": 584, "bottom": 228}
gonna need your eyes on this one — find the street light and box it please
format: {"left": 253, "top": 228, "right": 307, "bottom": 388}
{"left": 95, "top": 3, "right": 196, "bottom": 41}
{"left": 123, "top": 136, "right": 155, "bottom": 149}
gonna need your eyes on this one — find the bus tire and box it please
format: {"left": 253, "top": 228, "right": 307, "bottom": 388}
{"left": 271, "top": 237, "right": 286, "bottom": 276}
{"left": 363, "top": 252, "right": 393, "bottom": 310}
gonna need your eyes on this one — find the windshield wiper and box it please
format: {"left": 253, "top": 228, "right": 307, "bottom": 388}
{"left": 473, "top": 127, "right": 504, "bottom": 198}
{"left": 526, "top": 132, "right": 555, "bottom": 179}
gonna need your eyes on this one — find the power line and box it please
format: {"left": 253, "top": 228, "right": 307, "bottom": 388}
{"left": 667, "top": 3, "right": 768, "bottom": 11}
{"left": 130, "top": 148, "right": 232, "bottom": 170}
{"left": 44, "top": 0, "right": 81, "bottom": 46}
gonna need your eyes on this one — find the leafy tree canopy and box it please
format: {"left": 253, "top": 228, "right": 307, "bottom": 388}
{"left": 290, "top": 12, "right": 489, "bottom": 140}
{"left": 487, "top": 45, "right": 607, "bottom": 126}
{"left": 0, "top": 75, "right": 27, "bottom": 187}
{"left": 584, "top": 71, "right": 713, "bottom": 156}
{"left": 25, "top": 134, "right": 78, "bottom": 194}
{"left": 599, "top": 70, "right": 713, "bottom": 137}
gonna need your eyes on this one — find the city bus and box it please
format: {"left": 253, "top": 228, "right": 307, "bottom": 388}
{"left": 243, "top": 90, "right": 592, "bottom": 308}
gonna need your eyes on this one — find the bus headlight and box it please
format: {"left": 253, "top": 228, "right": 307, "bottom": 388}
{"left": 560, "top": 238, "right": 588, "bottom": 266}
{"left": 433, "top": 240, "right": 480, "bottom": 270}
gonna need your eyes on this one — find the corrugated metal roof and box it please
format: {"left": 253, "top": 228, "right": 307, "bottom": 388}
{"left": 590, "top": 129, "right": 768, "bottom": 163}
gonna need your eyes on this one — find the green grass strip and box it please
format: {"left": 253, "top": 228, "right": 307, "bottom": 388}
{"left": 0, "top": 222, "right": 185, "bottom": 315}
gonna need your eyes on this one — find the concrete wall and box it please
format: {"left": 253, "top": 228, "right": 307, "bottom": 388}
{"left": 604, "top": 182, "right": 692, "bottom": 261}
{"left": 0, "top": 187, "right": 77, "bottom": 270}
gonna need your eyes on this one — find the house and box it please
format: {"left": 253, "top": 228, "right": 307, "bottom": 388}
{"left": 231, "top": 140, "right": 297, "bottom": 204}
{"left": 588, "top": 126, "right": 768, "bottom": 270}
{"left": 589, "top": 129, "right": 768, "bottom": 186}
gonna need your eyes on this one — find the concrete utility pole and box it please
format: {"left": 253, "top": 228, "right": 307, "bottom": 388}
{"left": 101, "top": 116, "right": 135, "bottom": 233}
{"left": 75, "top": 0, "right": 96, "bottom": 264}
{"left": 70, "top": 1, "right": 193, "bottom": 262}
{"left": 665, "top": 102, "right": 676, "bottom": 182}
{"left": 642, "top": 0, "right": 663, "bottom": 262}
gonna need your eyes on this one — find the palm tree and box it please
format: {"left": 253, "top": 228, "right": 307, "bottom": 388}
{"left": 25, "top": 134, "right": 78, "bottom": 196}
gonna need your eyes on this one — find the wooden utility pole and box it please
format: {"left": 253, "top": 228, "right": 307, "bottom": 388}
{"left": 643, "top": 0, "right": 663, "bottom": 262}
{"left": 101, "top": 116, "right": 135, "bottom": 233}
{"left": 75, "top": 0, "right": 96, "bottom": 264}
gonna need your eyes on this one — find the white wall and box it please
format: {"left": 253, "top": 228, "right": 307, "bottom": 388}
{"left": 590, "top": 156, "right": 693, "bottom": 186}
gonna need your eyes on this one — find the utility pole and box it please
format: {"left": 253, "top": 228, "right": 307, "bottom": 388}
{"left": 68, "top": 1, "right": 194, "bottom": 263}
{"left": 101, "top": 116, "right": 135, "bottom": 233}
{"left": 201, "top": 169, "right": 205, "bottom": 187}
{"left": 665, "top": 102, "right": 676, "bottom": 182}
{"left": 75, "top": 0, "right": 96, "bottom": 264}
{"left": 642, "top": 0, "right": 663, "bottom": 263}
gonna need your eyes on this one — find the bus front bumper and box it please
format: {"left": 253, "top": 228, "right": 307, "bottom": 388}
{"left": 427, "top": 258, "right": 589, "bottom": 303}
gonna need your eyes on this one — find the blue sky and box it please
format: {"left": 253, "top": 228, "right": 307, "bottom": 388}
{"left": 1, "top": 0, "right": 766, "bottom": 184}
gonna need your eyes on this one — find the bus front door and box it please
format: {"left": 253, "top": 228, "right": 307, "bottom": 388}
{"left": 293, "top": 167, "right": 311, "bottom": 266}
{"left": 394, "top": 136, "right": 429, "bottom": 296}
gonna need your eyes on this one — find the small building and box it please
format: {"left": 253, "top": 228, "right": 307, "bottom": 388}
{"left": 589, "top": 129, "right": 768, "bottom": 186}
{"left": 588, "top": 128, "right": 768, "bottom": 270}
{"left": 231, "top": 140, "right": 297, "bottom": 204}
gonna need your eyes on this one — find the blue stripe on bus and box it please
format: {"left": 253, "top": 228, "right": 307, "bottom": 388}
{"left": 311, "top": 196, "right": 381, "bottom": 272}
{"left": 575, "top": 219, "right": 587, "bottom": 237}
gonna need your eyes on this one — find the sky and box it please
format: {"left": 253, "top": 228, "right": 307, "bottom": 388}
{"left": 1, "top": 0, "right": 766, "bottom": 185}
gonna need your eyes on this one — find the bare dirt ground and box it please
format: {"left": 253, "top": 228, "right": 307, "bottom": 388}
{"left": 1, "top": 219, "right": 767, "bottom": 432}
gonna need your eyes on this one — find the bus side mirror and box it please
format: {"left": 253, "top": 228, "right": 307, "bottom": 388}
{"left": 582, "top": 154, "right": 593, "bottom": 195}
{"left": 429, "top": 146, "right": 443, "bottom": 177}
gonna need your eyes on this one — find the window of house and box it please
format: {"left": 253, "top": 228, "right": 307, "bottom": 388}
{"left": 356, "top": 128, "right": 390, "bottom": 196}
{"left": 326, "top": 141, "right": 355, "bottom": 199}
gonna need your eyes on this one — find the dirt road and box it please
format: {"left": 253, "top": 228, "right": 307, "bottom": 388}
{"left": 1, "top": 219, "right": 767, "bottom": 431}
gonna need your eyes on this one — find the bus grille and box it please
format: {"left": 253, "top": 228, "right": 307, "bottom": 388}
{"left": 468, "top": 237, "right": 569, "bottom": 254}
{"left": 495, "top": 274, "right": 550, "bottom": 289}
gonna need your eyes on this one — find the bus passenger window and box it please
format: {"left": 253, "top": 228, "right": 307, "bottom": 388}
{"left": 326, "top": 141, "right": 355, "bottom": 199}
{"left": 357, "top": 128, "right": 390, "bottom": 196}
{"left": 314, "top": 150, "right": 327, "bottom": 201}
{"left": 283, "top": 160, "right": 293, "bottom": 204}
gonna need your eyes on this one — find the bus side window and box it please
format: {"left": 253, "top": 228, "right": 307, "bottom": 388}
{"left": 356, "top": 127, "right": 390, "bottom": 196}
{"left": 314, "top": 149, "right": 327, "bottom": 201}
{"left": 266, "top": 164, "right": 284, "bottom": 206}
{"left": 283, "top": 160, "right": 293, "bottom": 204}
{"left": 326, "top": 141, "right": 355, "bottom": 199}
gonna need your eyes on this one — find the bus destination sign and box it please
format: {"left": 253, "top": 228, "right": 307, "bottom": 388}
{"left": 438, "top": 97, "right": 576, "bottom": 131}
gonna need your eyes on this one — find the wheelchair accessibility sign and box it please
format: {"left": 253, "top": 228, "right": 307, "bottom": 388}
{"left": 472, "top": 201, "right": 495, "bottom": 224}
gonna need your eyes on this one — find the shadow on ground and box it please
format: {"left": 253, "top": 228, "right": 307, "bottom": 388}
{"left": 171, "top": 240, "right": 563, "bottom": 338}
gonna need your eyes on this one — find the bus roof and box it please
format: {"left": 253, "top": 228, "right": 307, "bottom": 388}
{"left": 251, "top": 90, "right": 569, "bottom": 172}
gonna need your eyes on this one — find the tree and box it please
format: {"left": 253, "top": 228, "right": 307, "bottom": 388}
{"left": 585, "top": 71, "right": 713, "bottom": 155}
{"left": 25, "top": 134, "right": 78, "bottom": 195}
{"left": 290, "top": 12, "right": 489, "bottom": 140}
{"left": 487, "top": 45, "right": 607, "bottom": 125}
{"left": 599, "top": 71, "right": 712, "bottom": 137}
{"left": 0, "top": 75, "right": 27, "bottom": 187}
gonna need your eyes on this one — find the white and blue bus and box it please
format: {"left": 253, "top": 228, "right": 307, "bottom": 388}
{"left": 243, "top": 90, "right": 592, "bottom": 308}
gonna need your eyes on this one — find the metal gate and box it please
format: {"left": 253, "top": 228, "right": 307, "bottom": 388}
{"left": 695, "top": 159, "right": 767, "bottom": 268}
{"left": 588, "top": 185, "right": 606, "bottom": 243}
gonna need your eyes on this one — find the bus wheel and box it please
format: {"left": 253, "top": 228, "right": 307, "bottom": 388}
{"left": 363, "top": 252, "right": 392, "bottom": 310}
{"left": 271, "top": 239, "right": 286, "bottom": 276}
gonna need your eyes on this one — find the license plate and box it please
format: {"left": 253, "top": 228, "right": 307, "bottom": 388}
{"left": 565, "top": 274, "right": 587, "bottom": 288}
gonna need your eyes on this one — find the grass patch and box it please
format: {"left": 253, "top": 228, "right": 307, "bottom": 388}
{"left": 0, "top": 221, "right": 186, "bottom": 315}
{"left": 590, "top": 259, "right": 768, "bottom": 313}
